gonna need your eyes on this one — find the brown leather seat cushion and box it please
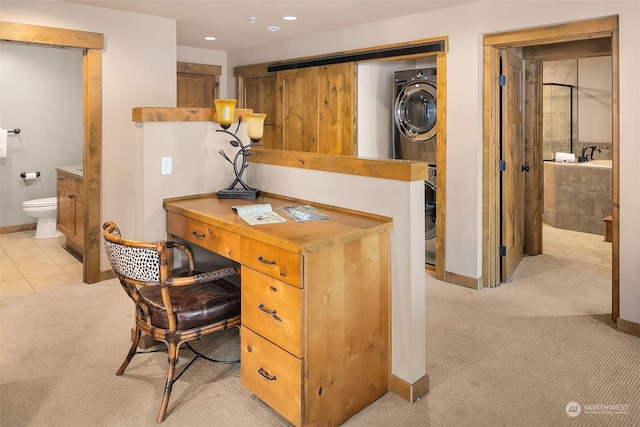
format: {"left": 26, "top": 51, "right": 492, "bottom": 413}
{"left": 139, "top": 279, "right": 240, "bottom": 330}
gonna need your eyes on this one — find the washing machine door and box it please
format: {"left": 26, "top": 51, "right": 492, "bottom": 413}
{"left": 425, "top": 180, "right": 436, "bottom": 240}
{"left": 395, "top": 82, "right": 437, "bottom": 142}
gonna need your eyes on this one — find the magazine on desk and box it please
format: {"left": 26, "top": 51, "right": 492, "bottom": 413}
{"left": 278, "top": 205, "right": 330, "bottom": 222}
{"left": 231, "top": 204, "right": 286, "bottom": 225}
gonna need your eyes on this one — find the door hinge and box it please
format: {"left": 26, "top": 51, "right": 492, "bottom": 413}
{"left": 499, "top": 245, "right": 506, "bottom": 257}
{"left": 499, "top": 74, "right": 506, "bottom": 86}
{"left": 499, "top": 160, "right": 506, "bottom": 171}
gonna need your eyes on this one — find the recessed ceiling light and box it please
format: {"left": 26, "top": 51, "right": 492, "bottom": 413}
{"left": 267, "top": 26, "right": 280, "bottom": 32}
{"left": 204, "top": 36, "right": 216, "bottom": 41}
{"left": 283, "top": 16, "right": 297, "bottom": 21}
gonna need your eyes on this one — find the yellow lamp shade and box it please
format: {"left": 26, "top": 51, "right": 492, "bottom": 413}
{"left": 214, "top": 99, "right": 236, "bottom": 128}
{"left": 246, "top": 113, "right": 267, "bottom": 141}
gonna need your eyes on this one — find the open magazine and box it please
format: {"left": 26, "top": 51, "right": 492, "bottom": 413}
{"left": 231, "top": 204, "right": 286, "bottom": 226}
{"left": 278, "top": 205, "right": 330, "bottom": 222}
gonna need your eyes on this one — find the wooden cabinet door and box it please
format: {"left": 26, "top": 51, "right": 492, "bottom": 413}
{"left": 243, "top": 75, "right": 279, "bottom": 149}
{"left": 177, "top": 73, "right": 215, "bottom": 108}
{"left": 57, "top": 184, "right": 73, "bottom": 237}
{"left": 73, "top": 184, "right": 84, "bottom": 243}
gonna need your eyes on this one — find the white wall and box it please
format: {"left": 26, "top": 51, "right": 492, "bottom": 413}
{"left": 357, "top": 59, "right": 408, "bottom": 159}
{"left": 578, "top": 56, "right": 613, "bottom": 145}
{"left": 0, "top": 43, "right": 83, "bottom": 227}
{"left": 134, "top": 121, "right": 244, "bottom": 240}
{"left": 229, "top": 0, "right": 640, "bottom": 325}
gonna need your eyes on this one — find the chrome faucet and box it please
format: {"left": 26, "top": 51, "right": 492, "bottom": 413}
{"left": 579, "top": 145, "right": 601, "bottom": 162}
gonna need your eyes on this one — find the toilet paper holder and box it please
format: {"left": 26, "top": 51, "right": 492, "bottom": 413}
{"left": 20, "top": 171, "right": 41, "bottom": 178}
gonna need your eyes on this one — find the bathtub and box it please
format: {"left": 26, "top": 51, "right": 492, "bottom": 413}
{"left": 582, "top": 159, "right": 612, "bottom": 168}
{"left": 543, "top": 159, "right": 612, "bottom": 235}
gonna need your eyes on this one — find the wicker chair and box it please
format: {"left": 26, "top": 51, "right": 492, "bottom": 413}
{"left": 102, "top": 221, "right": 241, "bottom": 423}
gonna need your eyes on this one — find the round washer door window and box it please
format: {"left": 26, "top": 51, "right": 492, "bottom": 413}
{"left": 395, "top": 82, "right": 437, "bottom": 142}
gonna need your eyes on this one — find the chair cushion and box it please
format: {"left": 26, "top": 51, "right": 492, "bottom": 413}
{"left": 139, "top": 279, "right": 241, "bottom": 331}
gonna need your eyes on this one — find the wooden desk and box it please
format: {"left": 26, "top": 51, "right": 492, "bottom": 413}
{"left": 164, "top": 193, "right": 392, "bottom": 426}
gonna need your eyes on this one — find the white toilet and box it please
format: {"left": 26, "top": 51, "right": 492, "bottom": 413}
{"left": 22, "top": 197, "right": 60, "bottom": 238}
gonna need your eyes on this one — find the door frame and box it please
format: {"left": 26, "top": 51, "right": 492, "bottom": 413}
{"left": 482, "top": 16, "right": 620, "bottom": 319}
{"left": 0, "top": 21, "right": 103, "bottom": 283}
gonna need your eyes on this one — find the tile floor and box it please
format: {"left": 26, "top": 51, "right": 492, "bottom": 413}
{"left": 542, "top": 222, "right": 612, "bottom": 267}
{"left": 0, "top": 230, "right": 83, "bottom": 300}
{"left": 0, "top": 224, "right": 611, "bottom": 300}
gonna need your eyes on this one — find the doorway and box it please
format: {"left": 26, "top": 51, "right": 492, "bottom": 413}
{"left": 482, "top": 16, "right": 620, "bottom": 320}
{"left": 0, "top": 22, "right": 104, "bottom": 283}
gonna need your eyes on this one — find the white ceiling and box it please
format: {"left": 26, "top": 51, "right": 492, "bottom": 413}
{"left": 61, "top": 0, "right": 476, "bottom": 52}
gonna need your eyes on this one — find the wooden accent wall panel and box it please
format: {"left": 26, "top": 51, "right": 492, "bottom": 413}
{"left": 278, "top": 67, "right": 319, "bottom": 152}
{"left": 243, "top": 75, "right": 279, "bottom": 149}
{"left": 317, "top": 63, "right": 356, "bottom": 155}
{"left": 276, "top": 63, "right": 356, "bottom": 155}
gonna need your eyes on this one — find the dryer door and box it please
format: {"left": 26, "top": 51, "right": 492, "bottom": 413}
{"left": 425, "top": 180, "right": 436, "bottom": 240}
{"left": 394, "top": 82, "right": 437, "bottom": 142}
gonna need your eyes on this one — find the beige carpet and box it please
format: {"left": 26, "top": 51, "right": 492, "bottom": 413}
{"left": 1, "top": 254, "right": 638, "bottom": 426}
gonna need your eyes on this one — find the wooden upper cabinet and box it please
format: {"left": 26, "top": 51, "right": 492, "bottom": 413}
{"left": 277, "top": 63, "right": 356, "bottom": 155}
{"left": 243, "top": 75, "right": 279, "bottom": 149}
{"left": 177, "top": 62, "right": 221, "bottom": 108}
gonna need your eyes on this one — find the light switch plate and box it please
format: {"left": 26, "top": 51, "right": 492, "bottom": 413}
{"left": 161, "top": 157, "right": 172, "bottom": 175}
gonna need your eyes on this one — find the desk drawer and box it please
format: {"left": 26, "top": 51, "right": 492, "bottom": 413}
{"left": 241, "top": 327, "right": 302, "bottom": 426}
{"left": 242, "top": 268, "right": 302, "bottom": 357}
{"left": 167, "top": 212, "right": 241, "bottom": 262}
{"left": 241, "top": 238, "right": 301, "bottom": 287}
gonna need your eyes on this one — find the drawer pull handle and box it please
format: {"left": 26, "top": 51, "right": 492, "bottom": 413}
{"left": 257, "top": 256, "right": 276, "bottom": 265}
{"left": 191, "top": 231, "right": 205, "bottom": 239}
{"left": 258, "top": 367, "right": 277, "bottom": 381}
{"left": 258, "top": 303, "right": 282, "bottom": 322}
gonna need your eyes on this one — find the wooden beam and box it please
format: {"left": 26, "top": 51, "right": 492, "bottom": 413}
{"left": 177, "top": 62, "right": 221, "bottom": 76}
{"left": 132, "top": 107, "right": 253, "bottom": 122}
{"left": 0, "top": 21, "right": 103, "bottom": 50}
{"left": 251, "top": 149, "right": 427, "bottom": 182}
{"left": 483, "top": 15, "right": 618, "bottom": 47}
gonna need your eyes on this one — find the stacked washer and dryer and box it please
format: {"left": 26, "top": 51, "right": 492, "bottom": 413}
{"left": 392, "top": 68, "right": 438, "bottom": 266}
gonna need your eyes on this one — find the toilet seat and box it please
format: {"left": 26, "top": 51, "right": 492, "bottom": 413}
{"left": 22, "top": 197, "right": 57, "bottom": 208}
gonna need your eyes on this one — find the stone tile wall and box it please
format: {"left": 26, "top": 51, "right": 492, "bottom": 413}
{"left": 544, "top": 162, "right": 612, "bottom": 236}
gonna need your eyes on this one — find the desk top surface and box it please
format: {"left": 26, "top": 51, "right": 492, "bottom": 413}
{"left": 164, "top": 193, "right": 393, "bottom": 253}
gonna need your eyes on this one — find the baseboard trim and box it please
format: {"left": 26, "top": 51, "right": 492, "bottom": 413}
{"left": 389, "top": 373, "right": 430, "bottom": 402}
{"left": 617, "top": 318, "right": 640, "bottom": 337}
{"left": 445, "top": 271, "right": 482, "bottom": 290}
{"left": 0, "top": 223, "right": 36, "bottom": 235}
{"left": 97, "top": 269, "right": 115, "bottom": 282}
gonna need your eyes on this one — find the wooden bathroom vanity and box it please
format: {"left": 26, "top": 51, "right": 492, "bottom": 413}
{"left": 56, "top": 166, "right": 84, "bottom": 260}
